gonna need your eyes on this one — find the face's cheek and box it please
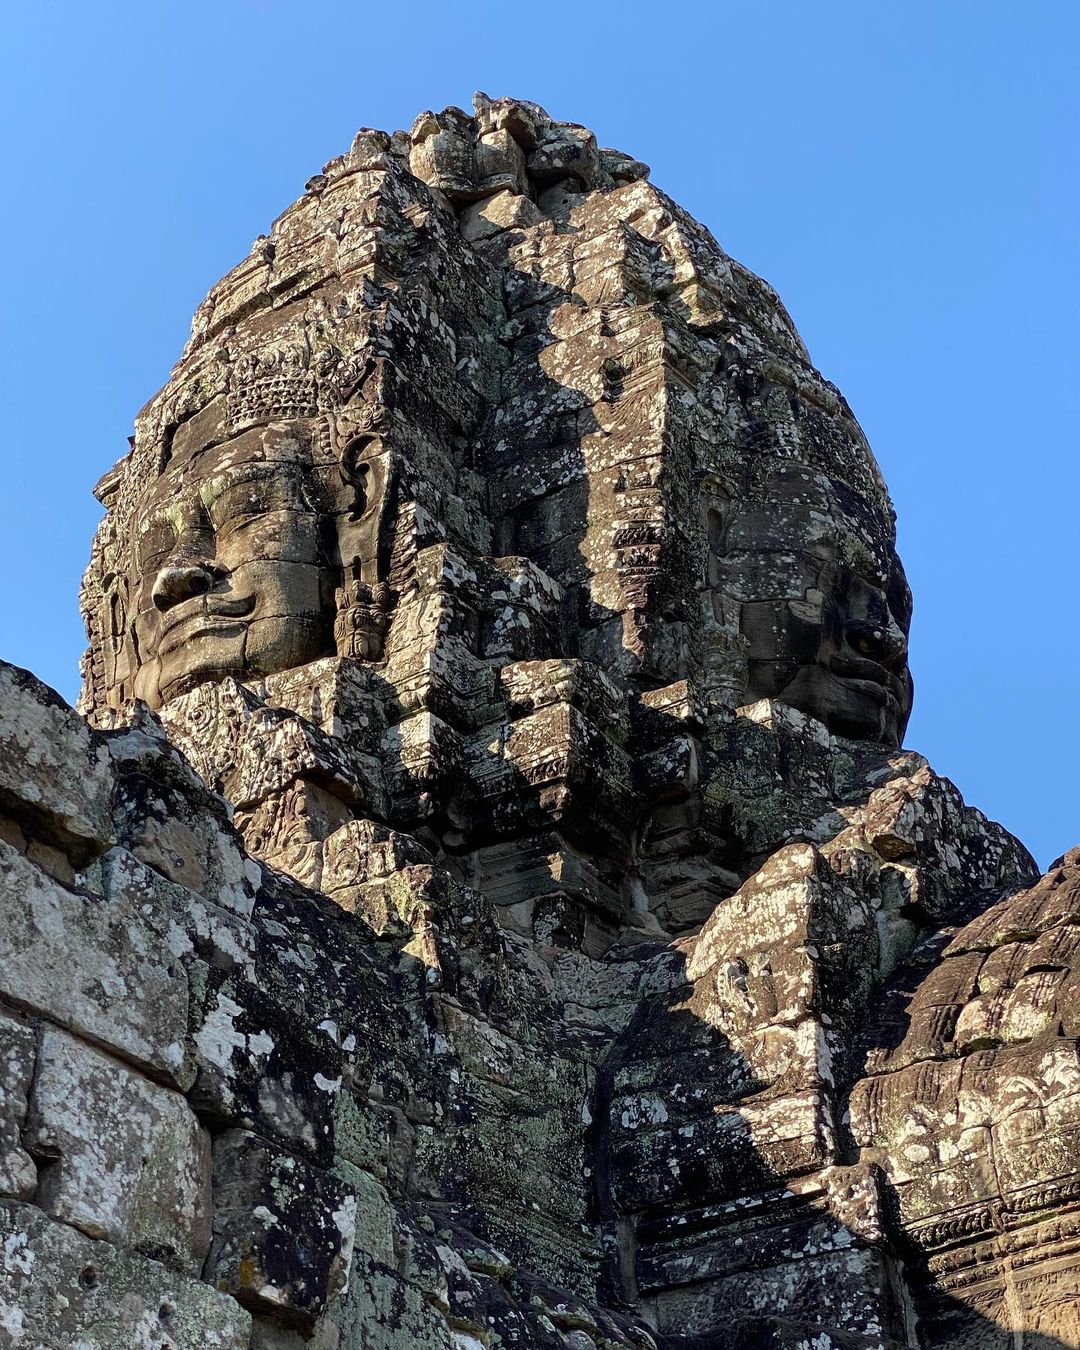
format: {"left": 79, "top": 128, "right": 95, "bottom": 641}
{"left": 740, "top": 597, "right": 828, "bottom": 697}
{"left": 242, "top": 615, "right": 331, "bottom": 677}
{"left": 843, "top": 575, "right": 890, "bottom": 633}
{"left": 129, "top": 575, "right": 162, "bottom": 659}
{"left": 132, "top": 660, "right": 161, "bottom": 708}
{"left": 224, "top": 558, "right": 331, "bottom": 676}
{"left": 224, "top": 558, "right": 325, "bottom": 621}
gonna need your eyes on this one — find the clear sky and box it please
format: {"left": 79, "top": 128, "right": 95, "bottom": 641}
{"left": 1, "top": 2, "right": 1076, "bottom": 867}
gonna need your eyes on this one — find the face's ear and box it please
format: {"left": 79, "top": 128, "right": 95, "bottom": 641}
{"left": 333, "top": 438, "right": 394, "bottom": 588}
{"left": 339, "top": 435, "right": 377, "bottom": 520}
{"left": 702, "top": 501, "right": 737, "bottom": 615}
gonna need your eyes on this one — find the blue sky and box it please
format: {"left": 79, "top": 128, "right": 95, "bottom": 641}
{"left": 1, "top": 2, "right": 1076, "bottom": 866}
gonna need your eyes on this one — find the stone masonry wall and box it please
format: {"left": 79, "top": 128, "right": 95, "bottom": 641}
{"left": 0, "top": 659, "right": 664, "bottom": 1348}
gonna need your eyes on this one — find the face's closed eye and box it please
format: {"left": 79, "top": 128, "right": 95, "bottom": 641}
{"left": 203, "top": 464, "right": 312, "bottom": 527}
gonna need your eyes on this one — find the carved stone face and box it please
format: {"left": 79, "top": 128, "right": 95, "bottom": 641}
{"left": 710, "top": 469, "right": 913, "bottom": 744}
{"left": 126, "top": 423, "right": 336, "bottom": 708}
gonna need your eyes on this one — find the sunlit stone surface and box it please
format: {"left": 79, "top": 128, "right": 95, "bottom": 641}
{"left": 0, "top": 96, "right": 1073, "bottom": 1347}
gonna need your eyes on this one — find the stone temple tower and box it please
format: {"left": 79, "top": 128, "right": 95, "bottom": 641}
{"left": 0, "top": 95, "right": 1077, "bottom": 1348}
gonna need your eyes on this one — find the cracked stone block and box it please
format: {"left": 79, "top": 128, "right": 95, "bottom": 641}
{"left": 25, "top": 1027, "right": 212, "bottom": 1273}
{"left": 95, "top": 845, "right": 258, "bottom": 982}
{"left": 0, "top": 1198, "right": 250, "bottom": 1348}
{"left": 108, "top": 856, "right": 346, "bottom": 1159}
{"left": 0, "top": 837, "right": 190, "bottom": 1084}
{"left": 460, "top": 189, "right": 543, "bottom": 243}
{"left": 187, "top": 975, "right": 342, "bottom": 1159}
{"left": 0, "top": 1012, "right": 36, "bottom": 1200}
{"left": 652, "top": 1243, "right": 899, "bottom": 1344}
{"left": 0, "top": 661, "right": 113, "bottom": 865}
{"left": 206, "top": 1129, "right": 356, "bottom": 1331}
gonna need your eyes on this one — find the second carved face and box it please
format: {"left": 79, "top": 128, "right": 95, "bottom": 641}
{"left": 709, "top": 468, "right": 913, "bottom": 745}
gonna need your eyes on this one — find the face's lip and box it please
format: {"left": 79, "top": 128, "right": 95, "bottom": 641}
{"left": 206, "top": 593, "right": 257, "bottom": 618}
{"left": 808, "top": 668, "right": 902, "bottom": 742}
{"left": 158, "top": 617, "right": 249, "bottom": 659}
{"left": 157, "top": 592, "right": 256, "bottom": 651}
{"left": 829, "top": 673, "right": 897, "bottom": 712}
{"left": 826, "top": 654, "right": 904, "bottom": 707}
{"left": 815, "top": 661, "right": 908, "bottom": 740}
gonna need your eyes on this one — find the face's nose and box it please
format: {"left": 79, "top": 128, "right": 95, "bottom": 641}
{"left": 152, "top": 562, "right": 217, "bottom": 612}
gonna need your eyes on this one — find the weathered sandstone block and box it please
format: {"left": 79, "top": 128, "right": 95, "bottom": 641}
{"left": 25, "top": 1027, "right": 212, "bottom": 1271}
{"left": 0, "top": 1013, "right": 36, "bottom": 1201}
{"left": 0, "top": 662, "right": 113, "bottom": 864}
{"left": 0, "top": 1199, "right": 249, "bottom": 1347}
{"left": 207, "top": 1129, "right": 356, "bottom": 1331}
{"left": 0, "top": 837, "right": 189, "bottom": 1083}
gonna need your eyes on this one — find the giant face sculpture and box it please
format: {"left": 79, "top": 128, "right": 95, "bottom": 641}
{"left": 92, "top": 407, "right": 912, "bottom": 741}
{"left": 87, "top": 396, "right": 393, "bottom": 713}
{"left": 128, "top": 423, "right": 334, "bottom": 708}
{"left": 707, "top": 467, "right": 913, "bottom": 744}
